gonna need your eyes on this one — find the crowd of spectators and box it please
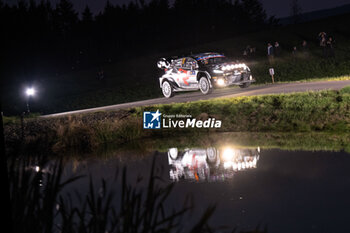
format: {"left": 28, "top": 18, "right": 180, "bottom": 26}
{"left": 242, "top": 31, "right": 336, "bottom": 63}
{"left": 242, "top": 45, "right": 256, "bottom": 58}
{"left": 318, "top": 32, "right": 335, "bottom": 58}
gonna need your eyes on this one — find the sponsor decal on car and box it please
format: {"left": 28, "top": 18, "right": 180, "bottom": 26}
{"left": 195, "top": 54, "right": 225, "bottom": 61}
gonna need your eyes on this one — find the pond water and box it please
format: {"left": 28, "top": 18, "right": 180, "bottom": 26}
{"left": 28, "top": 145, "right": 350, "bottom": 233}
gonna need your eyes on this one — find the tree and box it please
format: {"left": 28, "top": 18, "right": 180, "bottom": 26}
{"left": 82, "top": 5, "right": 93, "bottom": 23}
{"left": 290, "top": 0, "right": 302, "bottom": 23}
{"left": 241, "top": 0, "right": 267, "bottom": 25}
{"left": 54, "top": 0, "right": 78, "bottom": 35}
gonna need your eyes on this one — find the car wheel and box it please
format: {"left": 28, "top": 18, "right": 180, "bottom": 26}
{"left": 206, "top": 147, "right": 217, "bottom": 163}
{"left": 199, "top": 77, "right": 212, "bottom": 95}
{"left": 162, "top": 81, "right": 174, "bottom": 98}
{"left": 239, "top": 82, "right": 251, "bottom": 88}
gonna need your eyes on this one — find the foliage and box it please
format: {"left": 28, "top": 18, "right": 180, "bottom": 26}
{"left": 141, "top": 89, "right": 350, "bottom": 133}
{"left": 340, "top": 85, "right": 350, "bottom": 94}
{"left": 1, "top": 0, "right": 269, "bottom": 78}
{"left": 8, "top": 154, "right": 235, "bottom": 233}
{"left": 2, "top": 7, "right": 350, "bottom": 114}
{"left": 4, "top": 89, "right": 350, "bottom": 153}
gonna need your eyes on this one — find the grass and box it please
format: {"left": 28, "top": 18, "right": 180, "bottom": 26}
{"left": 9, "top": 154, "right": 241, "bottom": 233}
{"left": 138, "top": 132, "right": 350, "bottom": 154}
{"left": 4, "top": 88, "right": 350, "bottom": 154}
{"left": 2, "top": 13, "right": 350, "bottom": 115}
{"left": 54, "top": 132, "right": 350, "bottom": 163}
{"left": 263, "top": 75, "right": 350, "bottom": 84}
{"left": 6, "top": 135, "right": 348, "bottom": 232}
{"left": 3, "top": 113, "right": 41, "bottom": 125}
{"left": 340, "top": 85, "right": 350, "bottom": 94}
{"left": 141, "top": 89, "right": 350, "bottom": 133}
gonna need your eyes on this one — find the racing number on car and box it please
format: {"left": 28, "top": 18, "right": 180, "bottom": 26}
{"left": 182, "top": 77, "right": 189, "bottom": 85}
{"left": 178, "top": 69, "right": 190, "bottom": 86}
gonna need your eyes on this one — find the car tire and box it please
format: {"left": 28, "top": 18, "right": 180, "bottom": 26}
{"left": 199, "top": 77, "right": 212, "bottom": 95}
{"left": 162, "top": 81, "right": 174, "bottom": 98}
{"left": 239, "top": 82, "right": 251, "bottom": 88}
{"left": 206, "top": 147, "right": 217, "bottom": 163}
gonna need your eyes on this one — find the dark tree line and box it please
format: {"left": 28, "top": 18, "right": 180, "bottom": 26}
{"left": 1, "top": 0, "right": 276, "bottom": 83}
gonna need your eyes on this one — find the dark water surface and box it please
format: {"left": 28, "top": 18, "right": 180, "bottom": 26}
{"left": 52, "top": 148, "right": 350, "bottom": 233}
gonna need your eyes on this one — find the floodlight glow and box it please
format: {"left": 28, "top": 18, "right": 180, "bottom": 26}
{"left": 26, "top": 88, "right": 35, "bottom": 96}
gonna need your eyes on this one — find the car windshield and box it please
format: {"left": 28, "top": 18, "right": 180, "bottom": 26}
{"left": 199, "top": 56, "right": 226, "bottom": 65}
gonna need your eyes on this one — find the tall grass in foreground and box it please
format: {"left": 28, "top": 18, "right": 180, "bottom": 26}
{"left": 8, "top": 154, "right": 266, "bottom": 233}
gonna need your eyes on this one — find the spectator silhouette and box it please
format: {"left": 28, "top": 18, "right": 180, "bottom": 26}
{"left": 274, "top": 42, "right": 281, "bottom": 57}
{"left": 250, "top": 47, "right": 256, "bottom": 55}
{"left": 97, "top": 68, "right": 105, "bottom": 80}
{"left": 319, "top": 32, "right": 327, "bottom": 57}
{"left": 267, "top": 43, "right": 274, "bottom": 63}
{"left": 301, "top": 40, "right": 308, "bottom": 51}
{"left": 243, "top": 46, "right": 249, "bottom": 58}
{"left": 325, "top": 37, "right": 335, "bottom": 58}
{"left": 243, "top": 45, "right": 256, "bottom": 60}
{"left": 318, "top": 32, "right": 327, "bottom": 45}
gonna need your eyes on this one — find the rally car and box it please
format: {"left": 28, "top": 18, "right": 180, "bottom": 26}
{"left": 157, "top": 52, "right": 254, "bottom": 98}
{"left": 167, "top": 146, "right": 260, "bottom": 182}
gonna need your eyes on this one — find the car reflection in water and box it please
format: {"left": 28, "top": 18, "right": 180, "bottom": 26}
{"left": 168, "top": 146, "right": 260, "bottom": 182}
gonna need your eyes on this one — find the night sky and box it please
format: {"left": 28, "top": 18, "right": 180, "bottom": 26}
{"left": 5, "top": 0, "right": 350, "bottom": 18}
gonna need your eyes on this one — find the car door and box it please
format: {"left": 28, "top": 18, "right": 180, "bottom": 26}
{"left": 183, "top": 58, "right": 198, "bottom": 88}
{"left": 173, "top": 58, "right": 198, "bottom": 89}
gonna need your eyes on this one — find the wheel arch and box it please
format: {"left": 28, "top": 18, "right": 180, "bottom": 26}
{"left": 197, "top": 71, "right": 213, "bottom": 89}
{"left": 196, "top": 71, "right": 211, "bottom": 81}
{"left": 161, "top": 77, "right": 179, "bottom": 89}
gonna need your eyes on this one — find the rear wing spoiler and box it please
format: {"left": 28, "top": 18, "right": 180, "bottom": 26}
{"left": 157, "top": 57, "right": 176, "bottom": 69}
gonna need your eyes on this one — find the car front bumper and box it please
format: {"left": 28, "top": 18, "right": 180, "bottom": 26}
{"left": 212, "top": 72, "right": 254, "bottom": 87}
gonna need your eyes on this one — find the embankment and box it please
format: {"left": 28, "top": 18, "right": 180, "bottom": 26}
{"left": 4, "top": 88, "right": 350, "bottom": 153}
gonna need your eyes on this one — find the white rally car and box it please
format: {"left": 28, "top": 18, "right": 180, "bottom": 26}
{"left": 167, "top": 147, "right": 260, "bottom": 182}
{"left": 157, "top": 52, "right": 254, "bottom": 98}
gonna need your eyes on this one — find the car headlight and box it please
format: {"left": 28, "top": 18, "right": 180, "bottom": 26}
{"left": 236, "top": 63, "right": 247, "bottom": 69}
{"left": 222, "top": 148, "right": 235, "bottom": 161}
{"left": 217, "top": 79, "right": 225, "bottom": 86}
{"left": 213, "top": 69, "right": 224, "bottom": 74}
{"left": 241, "top": 63, "right": 247, "bottom": 69}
